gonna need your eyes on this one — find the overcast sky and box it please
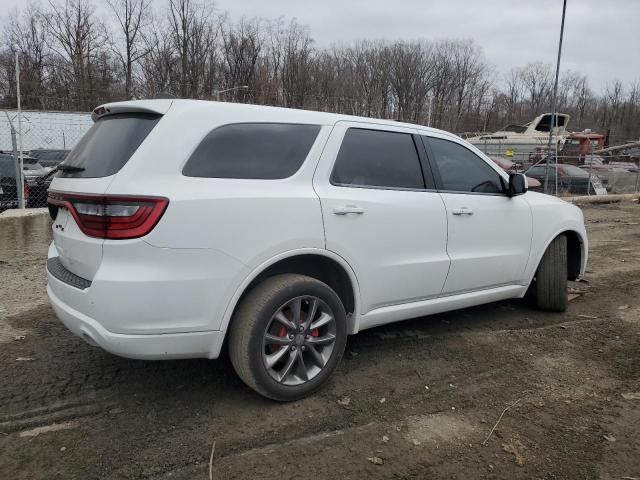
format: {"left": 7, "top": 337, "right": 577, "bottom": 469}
{"left": 2, "top": 0, "right": 638, "bottom": 91}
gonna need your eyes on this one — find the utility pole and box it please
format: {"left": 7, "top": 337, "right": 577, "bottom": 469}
{"left": 543, "top": 0, "right": 567, "bottom": 194}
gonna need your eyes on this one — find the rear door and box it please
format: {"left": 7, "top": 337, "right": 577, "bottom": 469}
{"left": 314, "top": 123, "right": 450, "bottom": 315}
{"left": 49, "top": 111, "right": 163, "bottom": 280}
{"left": 423, "top": 135, "right": 533, "bottom": 295}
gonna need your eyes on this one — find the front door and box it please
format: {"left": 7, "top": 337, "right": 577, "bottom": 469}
{"left": 423, "top": 135, "right": 533, "bottom": 295}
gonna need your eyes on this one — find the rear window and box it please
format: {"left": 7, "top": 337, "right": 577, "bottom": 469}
{"left": 59, "top": 113, "right": 161, "bottom": 178}
{"left": 182, "top": 123, "right": 321, "bottom": 179}
{"left": 331, "top": 128, "right": 425, "bottom": 189}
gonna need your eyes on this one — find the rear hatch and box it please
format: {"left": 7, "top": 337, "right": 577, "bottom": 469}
{"left": 48, "top": 105, "right": 168, "bottom": 281}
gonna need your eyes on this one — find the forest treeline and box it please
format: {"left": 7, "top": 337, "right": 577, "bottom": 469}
{"left": 1, "top": 0, "right": 638, "bottom": 142}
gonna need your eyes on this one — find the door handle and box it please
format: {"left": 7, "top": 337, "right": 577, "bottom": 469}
{"left": 451, "top": 207, "right": 474, "bottom": 216}
{"left": 333, "top": 205, "right": 364, "bottom": 215}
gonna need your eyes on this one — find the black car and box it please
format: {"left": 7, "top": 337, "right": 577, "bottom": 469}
{"left": 524, "top": 163, "right": 606, "bottom": 195}
{"left": 0, "top": 154, "right": 29, "bottom": 212}
{"left": 29, "top": 167, "right": 60, "bottom": 207}
{"left": 27, "top": 149, "right": 70, "bottom": 169}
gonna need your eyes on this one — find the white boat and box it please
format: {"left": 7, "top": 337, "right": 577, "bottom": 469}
{"left": 467, "top": 113, "right": 570, "bottom": 158}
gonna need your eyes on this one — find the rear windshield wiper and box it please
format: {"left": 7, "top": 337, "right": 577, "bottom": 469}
{"left": 56, "top": 164, "right": 85, "bottom": 173}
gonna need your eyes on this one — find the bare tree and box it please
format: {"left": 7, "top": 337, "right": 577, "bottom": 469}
{"left": 2, "top": 4, "right": 49, "bottom": 108}
{"left": 140, "top": 21, "right": 176, "bottom": 97}
{"left": 167, "top": 0, "right": 217, "bottom": 98}
{"left": 41, "top": 0, "right": 107, "bottom": 109}
{"left": 219, "top": 19, "right": 260, "bottom": 101}
{"left": 518, "top": 62, "right": 552, "bottom": 116}
{"left": 106, "top": 0, "right": 151, "bottom": 99}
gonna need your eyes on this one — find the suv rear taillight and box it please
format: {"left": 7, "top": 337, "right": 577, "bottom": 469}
{"left": 47, "top": 192, "right": 168, "bottom": 240}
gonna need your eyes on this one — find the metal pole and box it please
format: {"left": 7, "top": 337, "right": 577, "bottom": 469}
{"left": 587, "top": 140, "right": 594, "bottom": 196}
{"left": 15, "top": 53, "right": 25, "bottom": 208}
{"left": 7, "top": 115, "right": 22, "bottom": 208}
{"left": 543, "top": 0, "right": 567, "bottom": 194}
{"left": 427, "top": 95, "right": 433, "bottom": 127}
{"left": 555, "top": 137, "right": 559, "bottom": 195}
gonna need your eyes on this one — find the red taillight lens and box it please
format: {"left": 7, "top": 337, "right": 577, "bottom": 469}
{"left": 24, "top": 182, "right": 30, "bottom": 199}
{"left": 47, "top": 192, "right": 168, "bottom": 240}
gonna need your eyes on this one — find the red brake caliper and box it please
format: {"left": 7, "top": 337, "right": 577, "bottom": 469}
{"left": 269, "top": 325, "right": 288, "bottom": 354}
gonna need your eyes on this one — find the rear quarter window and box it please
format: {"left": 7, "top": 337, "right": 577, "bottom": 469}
{"left": 182, "top": 123, "right": 321, "bottom": 179}
{"left": 59, "top": 113, "right": 161, "bottom": 178}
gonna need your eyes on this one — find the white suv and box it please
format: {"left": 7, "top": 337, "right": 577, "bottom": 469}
{"left": 46, "top": 100, "right": 588, "bottom": 400}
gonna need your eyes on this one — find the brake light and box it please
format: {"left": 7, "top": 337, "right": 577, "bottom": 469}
{"left": 47, "top": 192, "right": 168, "bottom": 239}
{"left": 24, "top": 182, "right": 30, "bottom": 199}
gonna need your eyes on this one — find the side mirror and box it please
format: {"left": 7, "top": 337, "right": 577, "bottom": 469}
{"left": 508, "top": 173, "right": 527, "bottom": 197}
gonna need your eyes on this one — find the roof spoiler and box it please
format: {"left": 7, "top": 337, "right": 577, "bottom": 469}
{"left": 91, "top": 100, "right": 173, "bottom": 122}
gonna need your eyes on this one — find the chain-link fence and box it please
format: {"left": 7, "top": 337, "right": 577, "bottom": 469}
{"left": 1, "top": 107, "right": 638, "bottom": 214}
{"left": 471, "top": 138, "right": 640, "bottom": 197}
{"left": 0, "top": 110, "right": 92, "bottom": 211}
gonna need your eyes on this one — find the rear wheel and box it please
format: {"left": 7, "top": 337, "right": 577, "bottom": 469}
{"left": 536, "top": 235, "right": 568, "bottom": 312}
{"left": 229, "top": 274, "right": 347, "bottom": 401}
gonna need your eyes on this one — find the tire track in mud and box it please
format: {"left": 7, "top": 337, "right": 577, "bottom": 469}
{"left": 0, "top": 398, "right": 109, "bottom": 434}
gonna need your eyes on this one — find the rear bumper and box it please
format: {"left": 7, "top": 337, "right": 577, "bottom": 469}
{"left": 45, "top": 239, "right": 247, "bottom": 359}
{"left": 47, "top": 281, "right": 225, "bottom": 360}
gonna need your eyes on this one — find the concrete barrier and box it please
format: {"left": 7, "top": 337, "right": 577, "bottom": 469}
{"left": 0, "top": 208, "right": 49, "bottom": 219}
{"left": 0, "top": 209, "right": 52, "bottom": 263}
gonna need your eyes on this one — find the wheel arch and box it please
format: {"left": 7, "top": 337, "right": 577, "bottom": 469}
{"left": 219, "top": 249, "right": 361, "bottom": 336}
{"left": 528, "top": 229, "right": 587, "bottom": 286}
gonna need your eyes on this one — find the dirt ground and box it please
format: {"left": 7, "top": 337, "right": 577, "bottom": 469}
{"left": 0, "top": 202, "right": 639, "bottom": 480}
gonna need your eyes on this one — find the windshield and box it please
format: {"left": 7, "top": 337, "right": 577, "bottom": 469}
{"left": 502, "top": 125, "right": 527, "bottom": 133}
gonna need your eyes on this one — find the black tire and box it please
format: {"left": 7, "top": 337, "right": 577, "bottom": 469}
{"left": 228, "top": 274, "right": 347, "bottom": 401}
{"left": 536, "top": 235, "right": 568, "bottom": 312}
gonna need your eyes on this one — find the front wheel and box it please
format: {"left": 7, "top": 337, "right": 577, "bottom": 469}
{"left": 229, "top": 274, "right": 347, "bottom": 401}
{"left": 535, "top": 235, "right": 568, "bottom": 312}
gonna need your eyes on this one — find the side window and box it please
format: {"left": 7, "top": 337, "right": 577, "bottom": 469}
{"left": 183, "top": 123, "right": 321, "bottom": 179}
{"left": 332, "top": 128, "right": 424, "bottom": 189}
{"left": 427, "top": 137, "right": 505, "bottom": 194}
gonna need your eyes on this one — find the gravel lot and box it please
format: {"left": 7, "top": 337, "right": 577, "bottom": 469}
{"left": 1, "top": 203, "right": 639, "bottom": 479}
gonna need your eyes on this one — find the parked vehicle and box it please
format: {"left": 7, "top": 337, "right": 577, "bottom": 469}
{"left": 0, "top": 154, "right": 29, "bottom": 211}
{"left": 524, "top": 163, "right": 607, "bottom": 196}
{"left": 28, "top": 149, "right": 70, "bottom": 169}
{"left": 29, "top": 167, "right": 59, "bottom": 208}
{"left": 466, "top": 113, "right": 571, "bottom": 157}
{"left": 490, "top": 157, "right": 541, "bottom": 188}
{"left": 561, "top": 131, "right": 605, "bottom": 159}
{"left": 46, "top": 100, "right": 588, "bottom": 400}
{"left": 22, "top": 157, "right": 50, "bottom": 185}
